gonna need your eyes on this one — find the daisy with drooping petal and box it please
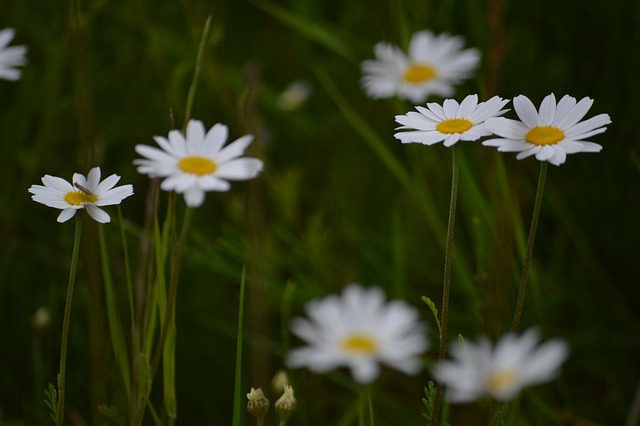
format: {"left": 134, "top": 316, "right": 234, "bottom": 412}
{"left": 0, "top": 28, "right": 27, "bottom": 81}
{"left": 483, "top": 93, "right": 611, "bottom": 166}
{"left": 134, "top": 119, "right": 263, "bottom": 208}
{"left": 395, "top": 94, "right": 509, "bottom": 147}
{"left": 287, "top": 284, "right": 428, "bottom": 384}
{"left": 433, "top": 328, "right": 569, "bottom": 403}
{"left": 28, "top": 167, "right": 134, "bottom": 223}
{"left": 361, "top": 30, "right": 480, "bottom": 103}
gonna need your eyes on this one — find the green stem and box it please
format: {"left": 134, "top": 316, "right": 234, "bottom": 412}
{"left": 367, "top": 390, "right": 375, "bottom": 426}
{"left": 431, "top": 145, "right": 460, "bottom": 426}
{"left": 510, "top": 162, "right": 547, "bottom": 333}
{"left": 232, "top": 267, "right": 247, "bottom": 426}
{"left": 183, "top": 15, "right": 212, "bottom": 129}
{"left": 56, "top": 214, "right": 83, "bottom": 426}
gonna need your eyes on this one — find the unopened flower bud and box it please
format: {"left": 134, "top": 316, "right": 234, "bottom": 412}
{"left": 32, "top": 307, "right": 51, "bottom": 333}
{"left": 275, "top": 385, "right": 296, "bottom": 424}
{"left": 246, "top": 387, "right": 270, "bottom": 422}
{"left": 271, "top": 370, "right": 289, "bottom": 394}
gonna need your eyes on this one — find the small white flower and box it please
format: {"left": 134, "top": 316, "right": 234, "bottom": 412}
{"left": 361, "top": 30, "right": 480, "bottom": 103}
{"left": 483, "top": 94, "right": 611, "bottom": 166}
{"left": 0, "top": 28, "right": 28, "bottom": 81}
{"left": 276, "top": 80, "right": 312, "bottom": 111}
{"left": 433, "top": 328, "right": 569, "bottom": 403}
{"left": 134, "top": 119, "right": 263, "bottom": 208}
{"left": 395, "top": 94, "right": 509, "bottom": 147}
{"left": 28, "top": 167, "right": 134, "bottom": 223}
{"left": 287, "top": 284, "right": 428, "bottom": 384}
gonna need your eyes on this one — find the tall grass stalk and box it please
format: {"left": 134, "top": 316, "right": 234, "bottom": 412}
{"left": 98, "top": 224, "right": 132, "bottom": 403}
{"left": 510, "top": 162, "right": 547, "bottom": 332}
{"left": 232, "top": 267, "right": 247, "bottom": 426}
{"left": 55, "top": 214, "right": 83, "bottom": 426}
{"left": 431, "top": 145, "right": 460, "bottom": 426}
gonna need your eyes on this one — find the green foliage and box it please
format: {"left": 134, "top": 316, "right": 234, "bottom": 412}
{"left": 1, "top": 0, "right": 639, "bottom": 424}
{"left": 43, "top": 383, "right": 58, "bottom": 424}
{"left": 98, "top": 404, "right": 126, "bottom": 426}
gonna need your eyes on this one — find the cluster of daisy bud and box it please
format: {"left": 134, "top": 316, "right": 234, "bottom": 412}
{"left": 247, "top": 371, "right": 297, "bottom": 426}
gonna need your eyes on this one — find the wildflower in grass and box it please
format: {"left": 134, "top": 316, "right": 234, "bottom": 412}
{"left": 394, "top": 94, "right": 509, "bottom": 146}
{"left": 483, "top": 94, "right": 611, "bottom": 165}
{"left": 134, "top": 119, "right": 263, "bottom": 207}
{"left": 0, "top": 28, "right": 27, "bottom": 81}
{"left": 28, "top": 167, "right": 134, "bottom": 223}
{"left": 287, "top": 284, "right": 428, "bottom": 384}
{"left": 433, "top": 328, "right": 569, "bottom": 403}
{"left": 361, "top": 30, "right": 480, "bottom": 103}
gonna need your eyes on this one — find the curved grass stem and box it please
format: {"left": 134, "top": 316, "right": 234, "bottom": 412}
{"left": 510, "top": 162, "right": 548, "bottom": 332}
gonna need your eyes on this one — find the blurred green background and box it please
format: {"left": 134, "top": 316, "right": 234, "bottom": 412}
{"left": 1, "top": 0, "right": 639, "bottom": 424}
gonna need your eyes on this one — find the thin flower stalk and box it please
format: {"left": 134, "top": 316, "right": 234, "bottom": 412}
{"left": 56, "top": 215, "right": 83, "bottom": 426}
{"left": 511, "top": 162, "right": 547, "bottom": 332}
{"left": 431, "top": 144, "right": 460, "bottom": 426}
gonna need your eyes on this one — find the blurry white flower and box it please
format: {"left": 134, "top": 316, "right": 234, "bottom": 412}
{"left": 28, "top": 167, "right": 134, "bottom": 223}
{"left": 361, "top": 30, "right": 480, "bottom": 103}
{"left": 433, "top": 328, "right": 569, "bottom": 403}
{"left": 395, "top": 94, "right": 509, "bottom": 147}
{"left": 0, "top": 28, "right": 27, "bottom": 81}
{"left": 483, "top": 94, "right": 611, "bottom": 165}
{"left": 287, "top": 284, "right": 428, "bottom": 384}
{"left": 134, "top": 119, "right": 263, "bottom": 207}
{"left": 276, "top": 80, "right": 312, "bottom": 110}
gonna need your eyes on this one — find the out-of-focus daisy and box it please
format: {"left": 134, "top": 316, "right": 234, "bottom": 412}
{"left": 287, "top": 284, "right": 428, "bottom": 384}
{"left": 134, "top": 119, "right": 263, "bottom": 208}
{"left": 28, "top": 167, "right": 134, "bottom": 223}
{"left": 433, "top": 328, "right": 569, "bottom": 403}
{"left": 361, "top": 30, "right": 480, "bottom": 103}
{"left": 0, "top": 28, "right": 27, "bottom": 81}
{"left": 483, "top": 94, "right": 611, "bottom": 166}
{"left": 276, "top": 80, "right": 312, "bottom": 111}
{"left": 395, "top": 94, "right": 509, "bottom": 147}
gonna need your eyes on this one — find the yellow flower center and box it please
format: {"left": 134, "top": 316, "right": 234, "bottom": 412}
{"left": 341, "top": 334, "right": 378, "bottom": 355}
{"left": 178, "top": 156, "right": 217, "bottom": 175}
{"left": 437, "top": 118, "right": 473, "bottom": 134}
{"left": 486, "top": 369, "right": 518, "bottom": 394}
{"left": 525, "top": 126, "right": 565, "bottom": 146}
{"left": 403, "top": 63, "right": 436, "bottom": 84}
{"left": 64, "top": 191, "right": 98, "bottom": 206}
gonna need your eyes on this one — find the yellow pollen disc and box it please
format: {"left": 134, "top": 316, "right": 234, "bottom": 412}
{"left": 403, "top": 63, "right": 436, "bottom": 84}
{"left": 342, "top": 334, "right": 378, "bottom": 355}
{"left": 525, "top": 126, "right": 565, "bottom": 146}
{"left": 486, "top": 370, "right": 518, "bottom": 394}
{"left": 178, "top": 156, "right": 217, "bottom": 175}
{"left": 64, "top": 191, "right": 98, "bottom": 206}
{"left": 341, "top": 334, "right": 378, "bottom": 355}
{"left": 437, "top": 118, "right": 473, "bottom": 134}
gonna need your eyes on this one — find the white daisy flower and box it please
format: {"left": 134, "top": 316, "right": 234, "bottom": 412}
{"left": 134, "top": 119, "right": 263, "bottom": 208}
{"left": 394, "top": 94, "right": 509, "bottom": 147}
{"left": 287, "top": 284, "right": 428, "bottom": 384}
{"left": 28, "top": 167, "right": 134, "bottom": 223}
{"left": 433, "top": 328, "right": 569, "bottom": 403}
{"left": 0, "top": 28, "right": 28, "bottom": 81}
{"left": 483, "top": 94, "right": 611, "bottom": 166}
{"left": 361, "top": 30, "right": 480, "bottom": 103}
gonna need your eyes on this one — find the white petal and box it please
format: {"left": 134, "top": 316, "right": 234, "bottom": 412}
{"left": 442, "top": 98, "right": 460, "bottom": 119}
{"left": 183, "top": 188, "right": 206, "bottom": 207}
{"left": 215, "top": 135, "right": 255, "bottom": 163}
{"left": 484, "top": 118, "right": 528, "bottom": 139}
{"left": 85, "top": 167, "right": 102, "bottom": 191}
{"left": 513, "top": 95, "right": 539, "bottom": 128}
{"left": 202, "top": 123, "right": 229, "bottom": 154}
{"left": 57, "top": 209, "right": 77, "bottom": 223}
{"left": 537, "top": 93, "right": 557, "bottom": 126}
{"left": 85, "top": 205, "right": 110, "bottom": 223}
{"left": 185, "top": 119, "right": 206, "bottom": 154}
{"left": 95, "top": 174, "right": 121, "bottom": 194}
